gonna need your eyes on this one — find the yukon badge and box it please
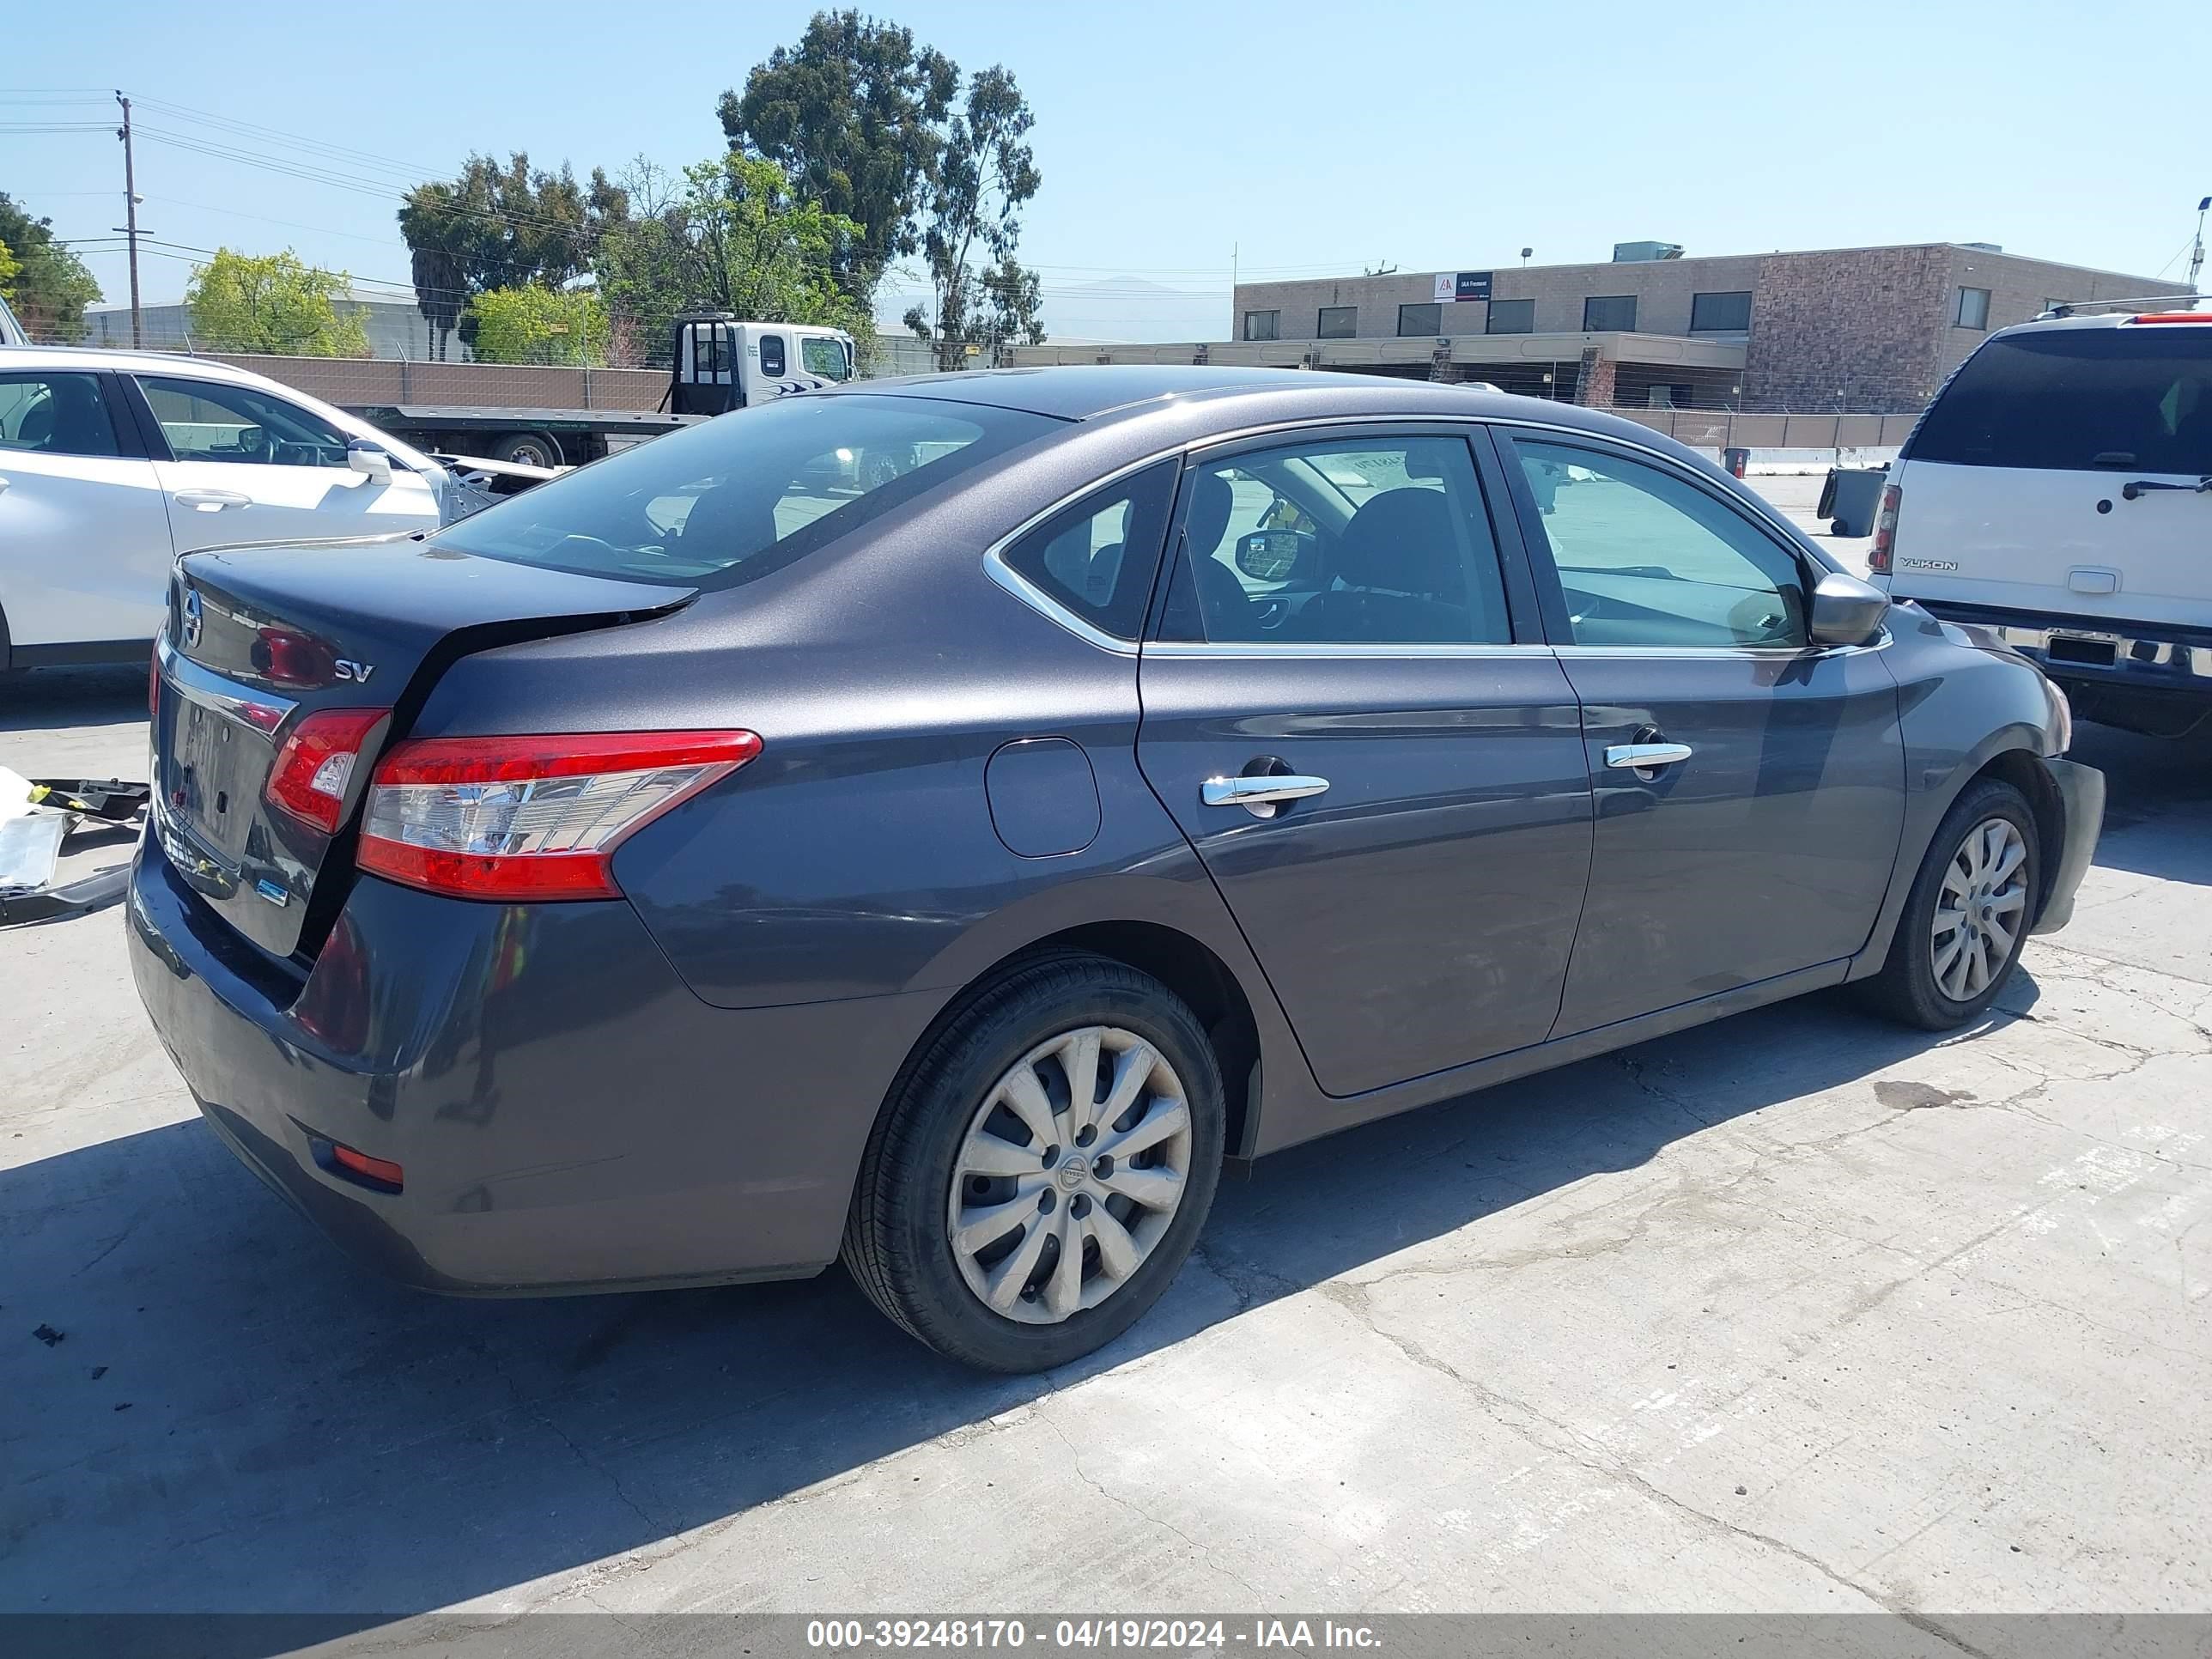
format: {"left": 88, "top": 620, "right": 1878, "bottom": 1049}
{"left": 334, "top": 659, "right": 376, "bottom": 684}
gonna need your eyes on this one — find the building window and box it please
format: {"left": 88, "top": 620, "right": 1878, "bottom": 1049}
{"left": 1689, "top": 291, "right": 1753, "bottom": 334}
{"left": 1316, "top": 305, "right": 1356, "bottom": 338}
{"left": 1954, "top": 288, "right": 1991, "bottom": 331}
{"left": 1243, "top": 309, "right": 1280, "bottom": 342}
{"left": 1485, "top": 298, "right": 1534, "bottom": 335}
{"left": 1397, "top": 302, "right": 1443, "bottom": 337}
{"left": 1583, "top": 295, "right": 1638, "bottom": 331}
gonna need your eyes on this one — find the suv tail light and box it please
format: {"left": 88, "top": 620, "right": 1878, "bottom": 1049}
{"left": 266, "top": 709, "right": 388, "bottom": 833}
{"left": 357, "top": 731, "right": 762, "bottom": 902}
{"left": 1869, "top": 483, "right": 1901, "bottom": 574}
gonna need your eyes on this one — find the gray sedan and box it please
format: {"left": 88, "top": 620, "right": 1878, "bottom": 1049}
{"left": 130, "top": 368, "right": 2101, "bottom": 1372}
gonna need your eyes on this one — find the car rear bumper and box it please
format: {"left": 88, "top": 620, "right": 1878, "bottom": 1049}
{"left": 2031, "top": 757, "right": 2104, "bottom": 938}
{"left": 126, "top": 836, "right": 942, "bottom": 1296}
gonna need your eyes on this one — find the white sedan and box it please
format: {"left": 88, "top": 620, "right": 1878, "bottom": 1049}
{"left": 0, "top": 348, "right": 451, "bottom": 669}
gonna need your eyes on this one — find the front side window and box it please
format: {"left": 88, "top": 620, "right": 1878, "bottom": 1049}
{"left": 138, "top": 377, "right": 349, "bottom": 467}
{"left": 1168, "top": 434, "right": 1511, "bottom": 646}
{"left": 1512, "top": 439, "right": 1808, "bottom": 649}
{"left": 1955, "top": 288, "right": 1992, "bottom": 330}
{"left": 1243, "top": 310, "right": 1280, "bottom": 342}
{"left": 799, "top": 335, "right": 851, "bottom": 380}
{"left": 1316, "top": 305, "right": 1356, "bottom": 339}
{"left": 1486, "top": 299, "right": 1534, "bottom": 335}
{"left": 1396, "top": 302, "right": 1443, "bottom": 337}
{"left": 437, "top": 393, "right": 1056, "bottom": 586}
{"left": 1000, "top": 461, "right": 1176, "bottom": 641}
{"left": 758, "top": 333, "right": 787, "bottom": 377}
{"left": 0, "top": 371, "right": 120, "bottom": 459}
{"left": 1583, "top": 295, "right": 1638, "bottom": 331}
{"left": 1907, "top": 325, "right": 2212, "bottom": 473}
{"left": 1690, "top": 290, "right": 1753, "bottom": 333}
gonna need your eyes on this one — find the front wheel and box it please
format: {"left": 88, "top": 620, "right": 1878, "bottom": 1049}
{"left": 842, "top": 954, "right": 1224, "bottom": 1372}
{"left": 1860, "top": 777, "right": 2040, "bottom": 1030}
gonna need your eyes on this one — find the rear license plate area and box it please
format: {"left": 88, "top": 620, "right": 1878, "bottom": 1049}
{"left": 2046, "top": 634, "right": 2118, "bottom": 668}
{"left": 164, "top": 698, "right": 262, "bottom": 863}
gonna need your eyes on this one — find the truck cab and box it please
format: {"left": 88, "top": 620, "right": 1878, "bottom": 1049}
{"left": 670, "top": 313, "right": 856, "bottom": 417}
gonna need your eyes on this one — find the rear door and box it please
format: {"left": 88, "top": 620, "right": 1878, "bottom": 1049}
{"left": 0, "top": 368, "right": 175, "bottom": 649}
{"left": 1135, "top": 426, "right": 1592, "bottom": 1098}
{"left": 132, "top": 372, "right": 441, "bottom": 551}
{"left": 1889, "top": 322, "right": 2212, "bottom": 628}
{"left": 1499, "top": 430, "right": 1906, "bottom": 1036}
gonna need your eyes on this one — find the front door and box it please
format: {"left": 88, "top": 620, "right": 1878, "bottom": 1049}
{"left": 0, "top": 368, "right": 175, "bottom": 648}
{"left": 1136, "top": 428, "right": 1593, "bottom": 1098}
{"left": 1501, "top": 432, "right": 1907, "bottom": 1036}
{"left": 134, "top": 374, "right": 441, "bottom": 553}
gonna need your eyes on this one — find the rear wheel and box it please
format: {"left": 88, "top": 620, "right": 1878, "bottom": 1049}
{"left": 490, "top": 431, "right": 562, "bottom": 468}
{"left": 1861, "top": 778, "right": 2039, "bottom": 1030}
{"left": 842, "top": 954, "right": 1224, "bottom": 1372}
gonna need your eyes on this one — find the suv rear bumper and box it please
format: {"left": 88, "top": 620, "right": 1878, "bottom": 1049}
{"left": 1911, "top": 599, "right": 2212, "bottom": 727}
{"left": 125, "top": 836, "right": 940, "bottom": 1296}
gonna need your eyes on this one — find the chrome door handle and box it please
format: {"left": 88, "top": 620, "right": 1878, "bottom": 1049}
{"left": 1605, "top": 741, "right": 1693, "bottom": 771}
{"left": 1200, "top": 773, "right": 1330, "bottom": 817}
{"left": 173, "top": 489, "right": 252, "bottom": 511}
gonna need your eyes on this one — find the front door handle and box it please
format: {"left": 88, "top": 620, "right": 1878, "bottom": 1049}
{"left": 173, "top": 489, "right": 252, "bottom": 512}
{"left": 1605, "top": 741, "right": 1693, "bottom": 772}
{"left": 1200, "top": 773, "right": 1330, "bottom": 818}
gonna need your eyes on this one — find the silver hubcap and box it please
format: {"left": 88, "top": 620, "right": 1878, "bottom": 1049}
{"left": 948, "top": 1025, "right": 1193, "bottom": 1326}
{"left": 1932, "top": 816, "right": 2028, "bottom": 1001}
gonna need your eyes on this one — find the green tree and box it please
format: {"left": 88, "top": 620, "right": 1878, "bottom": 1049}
{"left": 0, "top": 236, "right": 20, "bottom": 299}
{"left": 718, "top": 9, "right": 957, "bottom": 295}
{"left": 904, "top": 67, "right": 1045, "bottom": 371}
{"left": 185, "top": 248, "right": 371, "bottom": 357}
{"left": 466, "top": 284, "right": 611, "bottom": 366}
{"left": 0, "top": 192, "right": 101, "bottom": 343}
{"left": 593, "top": 155, "right": 869, "bottom": 357}
{"left": 398, "top": 154, "right": 627, "bottom": 360}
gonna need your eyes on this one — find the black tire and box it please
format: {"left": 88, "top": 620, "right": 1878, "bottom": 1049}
{"left": 490, "top": 431, "right": 562, "bottom": 468}
{"left": 1859, "top": 777, "right": 2040, "bottom": 1030}
{"left": 842, "top": 952, "right": 1225, "bottom": 1372}
{"left": 1830, "top": 518, "right": 1851, "bottom": 537}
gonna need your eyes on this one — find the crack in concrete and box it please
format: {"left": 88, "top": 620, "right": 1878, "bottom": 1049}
{"left": 1036, "top": 1411, "right": 1268, "bottom": 1604}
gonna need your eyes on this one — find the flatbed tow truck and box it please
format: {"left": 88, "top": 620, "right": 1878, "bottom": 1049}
{"left": 343, "top": 314, "right": 858, "bottom": 468}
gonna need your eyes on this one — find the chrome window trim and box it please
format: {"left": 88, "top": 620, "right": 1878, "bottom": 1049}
{"left": 1550, "top": 633, "right": 1891, "bottom": 661}
{"left": 979, "top": 453, "right": 1170, "bottom": 656}
{"left": 1145, "top": 640, "right": 1546, "bottom": 660}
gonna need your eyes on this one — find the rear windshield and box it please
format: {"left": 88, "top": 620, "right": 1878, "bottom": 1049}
{"left": 1907, "top": 325, "right": 2212, "bottom": 474}
{"left": 435, "top": 393, "right": 1058, "bottom": 585}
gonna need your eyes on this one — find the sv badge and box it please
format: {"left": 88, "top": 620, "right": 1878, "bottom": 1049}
{"left": 334, "top": 659, "right": 376, "bottom": 684}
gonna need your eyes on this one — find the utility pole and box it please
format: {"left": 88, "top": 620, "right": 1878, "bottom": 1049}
{"left": 115, "top": 90, "right": 143, "bottom": 349}
{"left": 2190, "top": 196, "right": 2210, "bottom": 294}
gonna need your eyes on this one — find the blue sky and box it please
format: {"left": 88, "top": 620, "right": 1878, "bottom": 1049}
{"left": 6, "top": 0, "right": 2206, "bottom": 339}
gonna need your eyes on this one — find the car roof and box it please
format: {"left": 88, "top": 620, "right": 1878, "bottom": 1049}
{"left": 2000, "top": 308, "right": 2212, "bottom": 338}
{"left": 0, "top": 343, "right": 283, "bottom": 386}
{"left": 839, "top": 362, "right": 1671, "bottom": 441}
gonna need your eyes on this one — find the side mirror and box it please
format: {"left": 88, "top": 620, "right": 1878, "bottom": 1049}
{"left": 347, "top": 438, "right": 392, "bottom": 482}
{"left": 1808, "top": 569, "right": 1890, "bottom": 647}
{"left": 1234, "top": 528, "right": 1316, "bottom": 585}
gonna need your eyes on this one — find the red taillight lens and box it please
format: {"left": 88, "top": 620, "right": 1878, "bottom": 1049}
{"left": 327, "top": 1141, "right": 404, "bottom": 1191}
{"left": 266, "top": 709, "right": 387, "bottom": 833}
{"left": 1869, "top": 483, "right": 1901, "bottom": 574}
{"left": 357, "top": 730, "right": 762, "bottom": 902}
{"left": 148, "top": 648, "right": 160, "bottom": 715}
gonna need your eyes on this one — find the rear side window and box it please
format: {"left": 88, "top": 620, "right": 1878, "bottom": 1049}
{"left": 758, "top": 334, "right": 787, "bottom": 378}
{"left": 436, "top": 394, "right": 1058, "bottom": 586}
{"left": 1908, "top": 326, "right": 2212, "bottom": 474}
{"left": 1000, "top": 460, "right": 1177, "bottom": 641}
{"left": 0, "top": 371, "right": 121, "bottom": 459}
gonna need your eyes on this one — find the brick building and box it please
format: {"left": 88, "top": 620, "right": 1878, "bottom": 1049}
{"left": 1012, "top": 240, "right": 2186, "bottom": 412}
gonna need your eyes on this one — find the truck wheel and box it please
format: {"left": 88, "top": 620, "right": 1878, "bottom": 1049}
{"left": 1859, "top": 777, "right": 2040, "bottom": 1030}
{"left": 491, "top": 432, "right": 562, "bottom": 468}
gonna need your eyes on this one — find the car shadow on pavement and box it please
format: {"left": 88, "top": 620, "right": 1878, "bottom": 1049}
{"left": 2066, "top": 720, "right": 2212, "bottom": 887}
{"left": 0, "top": 665, "right": 148, "bottom": 737}
{"left": 0, "top": 980, "right": 2017, "bottom": 1634}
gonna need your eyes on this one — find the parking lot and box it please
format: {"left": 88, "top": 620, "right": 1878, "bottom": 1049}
{"left": 3, "top": 478, "right": 2208, "bottom": 1636}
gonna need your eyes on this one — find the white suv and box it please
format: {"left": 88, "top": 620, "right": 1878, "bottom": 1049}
{"left": 1875, "top": 310, "right": 2211, "bottom": 738}
{"left": 0, "top": 348, "right": 448, "bottom": 670}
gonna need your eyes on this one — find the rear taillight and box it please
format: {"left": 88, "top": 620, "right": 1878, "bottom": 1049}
{"left": 266, "top": 709, "right": 387, "bottom": 834}
{"left": 357, "top": 730, "right": 762, "bottom": 902}
{"left": 1869, "top": 483, "right": 1901, "bottom": 574}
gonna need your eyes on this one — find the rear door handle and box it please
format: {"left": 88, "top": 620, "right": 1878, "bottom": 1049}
{"left": 1605, "top": 742, "right": 1693, "bottom": 771}
{"left": 1200, "top": 773, "right": 1330, "bottom": 817}
{"left": 173, "top": 489, "right": 252, "bottom": 511}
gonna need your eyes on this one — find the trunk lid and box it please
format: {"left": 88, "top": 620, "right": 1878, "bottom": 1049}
{"left": 153, "top": 533, "right": 693, "bottom": 960}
